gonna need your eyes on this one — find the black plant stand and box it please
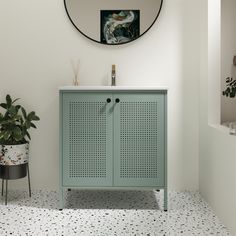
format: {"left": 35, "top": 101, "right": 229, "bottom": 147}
{"left": 0, "top": 163, "right": 31, "bottom": 205}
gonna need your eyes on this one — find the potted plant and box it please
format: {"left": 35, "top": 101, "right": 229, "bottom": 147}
{"left": 0, "top": 94, "right": 40, "bottom": 179}
{"left": 222, "top": 77, "right": 236, "bottom": 98}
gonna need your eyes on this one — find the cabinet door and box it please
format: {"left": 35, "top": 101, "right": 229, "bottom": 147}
{"left": 62, "top": 92, "right": 113, "bottom": 186}
{"left": 113, "top": 93, "right": 166, "bottom": 187}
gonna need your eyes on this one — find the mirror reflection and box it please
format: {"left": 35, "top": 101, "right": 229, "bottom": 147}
{"left": 64, "top": 0, "right": 163, "bottom": 45}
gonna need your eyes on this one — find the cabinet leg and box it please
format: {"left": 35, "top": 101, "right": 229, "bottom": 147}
{"left": 1, "top": 179, "right": 4, "bottom": 196}
{"left": 164, "top": 187, "right": 168, "bottom": 211}
{"left": 5, "top": 180, "right": 8, "bottom": 205}
{"left": 59, "top": 187, "right": 64, "bottom": 210}
{"left": 27, "top": 164, "right": 31, "bottom": 197}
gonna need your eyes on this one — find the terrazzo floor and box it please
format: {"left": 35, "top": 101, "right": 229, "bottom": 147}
{"left": 0, "top": 189, "right": 231, "bottom": 236}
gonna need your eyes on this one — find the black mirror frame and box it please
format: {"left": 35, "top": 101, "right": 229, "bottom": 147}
{"left": 64, "top": 0, "right": 163, "bottom": 45}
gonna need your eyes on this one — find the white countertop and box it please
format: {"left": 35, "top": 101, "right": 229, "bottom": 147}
{"left": 59, "top": 86, "right": 168, "bottom": 91}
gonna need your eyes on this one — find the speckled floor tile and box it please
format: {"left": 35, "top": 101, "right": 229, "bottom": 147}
{"left": 0, "top": 190, "right": 231, "bottom": 236}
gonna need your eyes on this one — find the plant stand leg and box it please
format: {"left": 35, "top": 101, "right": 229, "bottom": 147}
{"left": 164, "top": 187, "right": 168, "bottom": 211}
{"left": 5, "top": 180, "right": 8, "bottom": 205}
{"left": 59, "top": 187, "right": 64, "bottom": 210}
{"left": 27, "top": 163, "right": 31, "bottom": 197}
{"left": 1, "top": 179, "right": 4, "bottom": 196}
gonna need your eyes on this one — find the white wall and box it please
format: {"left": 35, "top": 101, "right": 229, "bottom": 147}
{"left": 221, "top": 0, "right": 236, "bottom": 123}
{"left": 208, "top": 0, "right": 221, "bottom": 125}
{"left": 199, "top": 0, "right": 236, "bottom": 235}
{"left": 0, "top": 0, "right": 200, "bottom": 191}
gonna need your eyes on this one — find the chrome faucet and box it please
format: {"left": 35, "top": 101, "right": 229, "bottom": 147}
{"left": 111, "top": 64, "right": 116, "bottom": 86}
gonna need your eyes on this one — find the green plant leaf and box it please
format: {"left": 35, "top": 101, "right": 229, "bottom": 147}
{"left": 8, "top": 124, "right": 16, "bottom": 132}
{"left": 3, "top": 131, "right": 11, "bottom": 140}
{"left": 8, "top": 106, "right": 16, "bottom": 116}
{"left": 27, "top": 111, "right": 35, "bottom": 120}
{"left": 32, "top": 115, "right": 40, "bottom": 121}
{"left": 0, "top": 103, "right": 7, "bottom": 109}
{"left": 21, "top": 127, "right": 26, "bottom": 137}
{"left": 0, "top": 132, "right": 5, "bottom": 139}
{"left": 14, "top": 114, "right": 22, "bottom": 121}
{"left": 13, "top": 127, "right": 22, "bottom": 141}
{"left": 12, "top": 98, "right": 20, "bottom": 104}
{"left": 6, "top": 95, "right": 12, "bottom": 107}
{"left": 0, "top": 120, "right": 11, "bottom": 125}
{"left": 13, "top": 126, "right": 21, "bottom": 135}
{"left": 21, "top": 107, "right": 27, "bottom": 119}
{"left": 30, "top": 122, "right": 37, "bottom": 128}
{"left": 230, "top": 80, "right": 236, "bottom": 87}
{"left": 26, "top": 131, "right": 31, "bottom": 140}
{"left": 15, "top": 105, "right": 21, "bottom": 112}
{"left": 25, "top": 120, "right": 31, "bottom": 129}
{"left": 223, "top": 77, "right": 236, "bottom": 98}
{"left": 226, "top": 77, "right": 231, "bottom": 83}
{"left": 15, "top": 134, "right": 23, "bottom": 142}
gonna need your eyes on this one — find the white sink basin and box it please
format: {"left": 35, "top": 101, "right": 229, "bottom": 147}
{"left": 59, "top": 86, "right": 168, "bottom": 91}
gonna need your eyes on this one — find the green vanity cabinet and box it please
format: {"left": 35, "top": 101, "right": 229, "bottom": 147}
{"left": 59, "top": 87, "right": 167, "bottom": 210}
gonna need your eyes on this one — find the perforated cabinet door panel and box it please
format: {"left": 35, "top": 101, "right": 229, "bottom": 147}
{"left": 113, "top": 93, "right": 165, "bottom": 187}
{"left": 62, "top": 92, "right": 113, "bottom": 186}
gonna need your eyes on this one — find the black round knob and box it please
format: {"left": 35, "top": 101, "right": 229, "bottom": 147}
{"left": 115, "top": 98, "right": 120, "bottom": 103}
{"left": 106, "top": 98, "right": 111, "bottom": 103}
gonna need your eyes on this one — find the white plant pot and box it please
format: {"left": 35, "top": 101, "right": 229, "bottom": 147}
{"left": 0, "top": 143, "right": 29, "bottom": 166}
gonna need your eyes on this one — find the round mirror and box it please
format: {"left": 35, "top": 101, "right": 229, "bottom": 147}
{"left": 64, "top": 0, "right": 163, "bottom": 45}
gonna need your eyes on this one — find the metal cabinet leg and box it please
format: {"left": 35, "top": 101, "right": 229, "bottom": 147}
{"left": 5, "top": 180, "right": 8, "bottom": 205}
{"left": 59, "top": 187, "right": 64, "bottom": 210}
{"left": 1, "top": 179, "right": 4, "bottom": 196}
{"left": 164, "top": 187, "right": 168, "bottom": 211}
{"left": 27, "top": 163, "right": 31, "bottom": 197}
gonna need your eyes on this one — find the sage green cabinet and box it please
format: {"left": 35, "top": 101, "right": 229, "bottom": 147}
{"left": 59, "top": 88, "right": 167, "bottom": 210}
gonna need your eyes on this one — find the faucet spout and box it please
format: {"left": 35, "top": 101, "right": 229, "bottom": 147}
{"left": 111, "top": 64, "right": 116, "bottom": 86}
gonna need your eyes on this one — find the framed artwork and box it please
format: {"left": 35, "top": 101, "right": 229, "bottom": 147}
{"left": 100, "top": 10, "right": 140, "bottom": 45}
